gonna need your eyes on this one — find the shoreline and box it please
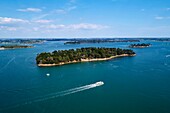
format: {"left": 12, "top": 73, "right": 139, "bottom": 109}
{"left": 38, "top": 54, "right": 136, "bottom": 67}
{"left": 0, "top": 46, "right": 33, "bottom": 50}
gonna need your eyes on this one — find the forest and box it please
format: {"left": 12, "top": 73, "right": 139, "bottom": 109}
{"left": 36, "top": 47, "right": 135, "bottom": 65}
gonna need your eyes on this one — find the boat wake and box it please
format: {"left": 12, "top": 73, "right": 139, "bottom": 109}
{"left": 1, "top": 81, "right": 104, "bottom": 111}
{"left": 166, "top": 55, "right": 170, "bottom": 58}
{"left": 26, "top": 81, "right": 104, "bottom": 104}
{"left": 0, "top": 57, "right": 15, "bottom": 72}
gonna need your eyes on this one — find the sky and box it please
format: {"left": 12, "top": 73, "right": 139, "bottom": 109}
{"left": 0, "top": 0, "right": 170, "bottom": 38}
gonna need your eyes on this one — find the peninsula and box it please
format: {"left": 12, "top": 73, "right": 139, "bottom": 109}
{"left": 0, "top": 45, "right": 33, "bottom": 50}
{"left": 36, "top": 47, "right": 136, "bottom": 67}
{"left": 129, "top": 43, "right": 151, "bottom": 48}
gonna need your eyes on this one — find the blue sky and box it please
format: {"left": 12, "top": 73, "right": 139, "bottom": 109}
{"left": 0, "top": 0, "right": 170, "bottom": 38}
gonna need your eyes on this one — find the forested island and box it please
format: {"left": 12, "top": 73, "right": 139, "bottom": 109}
{"left": 129, "top": 43, "right": 151, "bottom": 48}
{"left": 64, "top": 39, "right": 140, "bottom": 45}
{"left": 0, "top": 45, "right": 33, "bottom": 50}
{"left": 36, "top": 47, "right": 136, "bottom": 67}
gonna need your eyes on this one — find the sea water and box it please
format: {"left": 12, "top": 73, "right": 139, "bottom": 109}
{"left": 0, "top": 40, "right": 170, "bottom": 113}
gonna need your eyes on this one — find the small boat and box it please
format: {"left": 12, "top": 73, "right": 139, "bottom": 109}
{"left": 46, "top": 73, "right": 50, "bottom": 76}
{"left": 94, "top": 81, "right": 104, "bottom": 86}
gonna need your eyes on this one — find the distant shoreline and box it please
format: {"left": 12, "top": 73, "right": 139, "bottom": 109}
{"left": 0, "top": 46, "right": 33, "bottom": 50}
{"left": 38, "top": 54, "right": 136, "bottom": 67}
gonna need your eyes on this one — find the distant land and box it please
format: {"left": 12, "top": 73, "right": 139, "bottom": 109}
{"left": 45, "top": 38, "right": 170, "bottom": 43}
{"left": 64, "top": 39, "right": 140, "bottom": 45}
{"left": 0, "top": 38, "right": 170, "bottom": 45}
{"left": 0, "top": 45, "right": 33, "bottom": 50}
{"left": 0, "top": 39, "right": 45, "bottom": 44}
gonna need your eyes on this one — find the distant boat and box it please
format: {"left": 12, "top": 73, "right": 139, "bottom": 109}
{"left": 46, "top": 73, "right": 50, "bottom": 76}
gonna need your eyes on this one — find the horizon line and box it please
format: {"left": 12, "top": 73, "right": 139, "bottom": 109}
{"left": 1, "top": 36, "right": 170, "bottom": 39}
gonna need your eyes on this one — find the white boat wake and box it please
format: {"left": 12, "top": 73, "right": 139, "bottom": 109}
{"left": 166, "top": 55, "right": 170, "bottom": 58}
{"left": 0, "top": 57, "right": 15, "bottom": 72}
{"left": 1, "top": 81, "right": 104, "bottom": 111}
{"left": 25, "top": 81, "right": 104, "bottom": 104}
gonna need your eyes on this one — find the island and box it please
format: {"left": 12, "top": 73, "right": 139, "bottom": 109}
{"left": 64, "top": 41, "right": 81, "bottom": 45}
{"left": 36, "top": 47, "right": 136, "bottom": 67}
{"left": 0, "top": 45, "right": 33, "bottom": 50}
{"left": 129, "top": 43, "right": 151, "bottom": 48}
{"left": 64, "top": 39, "right": 140, "bottom": 45}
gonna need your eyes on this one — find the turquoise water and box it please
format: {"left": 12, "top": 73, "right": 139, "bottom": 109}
{"left": 0, "top": 41, "right": 170, "bottom": 113}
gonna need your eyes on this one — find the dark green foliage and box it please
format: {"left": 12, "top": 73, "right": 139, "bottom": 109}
{"left": 64, "top": 39, "right": 140, "bottom": 45}
{"left": 130, "top": 43, "right": 151, "bottom": 48}
{"left": 36, "top": 47, "right": 135, "bottom": 64}
{"left": 64, "top": 41, "right": 80, "bottom": 45}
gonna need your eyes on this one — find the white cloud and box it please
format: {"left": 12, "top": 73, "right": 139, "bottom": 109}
{"left": 34, "top": 6, "right": 76, "bottom": 20}
{"left": 68, "top": 23, "right": 108, "bottom": 30}
{"left": 34, "top": 0, "right": 77, "bottom": 19}
{"left": 70, "top": 0, "right": 76, "bottom": 3}
{"left": 0, "top": 17, "right": 28, "bottom": 24}
{"left": 0, "top": 16, "right": 109, "bottom": 37}
{"left": 55, "top": 9, "right": 67, "bottom": 14}
{"left": 33, "top": 14, "right": 50, "bottom": 20}
{"left": 34, "top": 19, "right": 52, "bottom": 24}
{"left": 54, "top": 6, "right": 77, "bottom": 15}
{"left": 43, "top": 23, "right": 109, "bottom": 30}
{"left": 33, "top": 9, "right": 67, "bottom": 20}
{"left": 45, "top": 24, "right": 66, "bottom": 29}
{"left": 67, "top": 6, "right": 77, "bottom": 11}
{"left": 0, "top": 26, "right": 19, "bottom": 31}
{"left": 17, "top": 8, "right": 42, "bottom": 12}
{"left": 155, "top": 16, "right": 170, "bottom": 20}
{"left": 155, "top": 16, "right": 164, "bottom": 20}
